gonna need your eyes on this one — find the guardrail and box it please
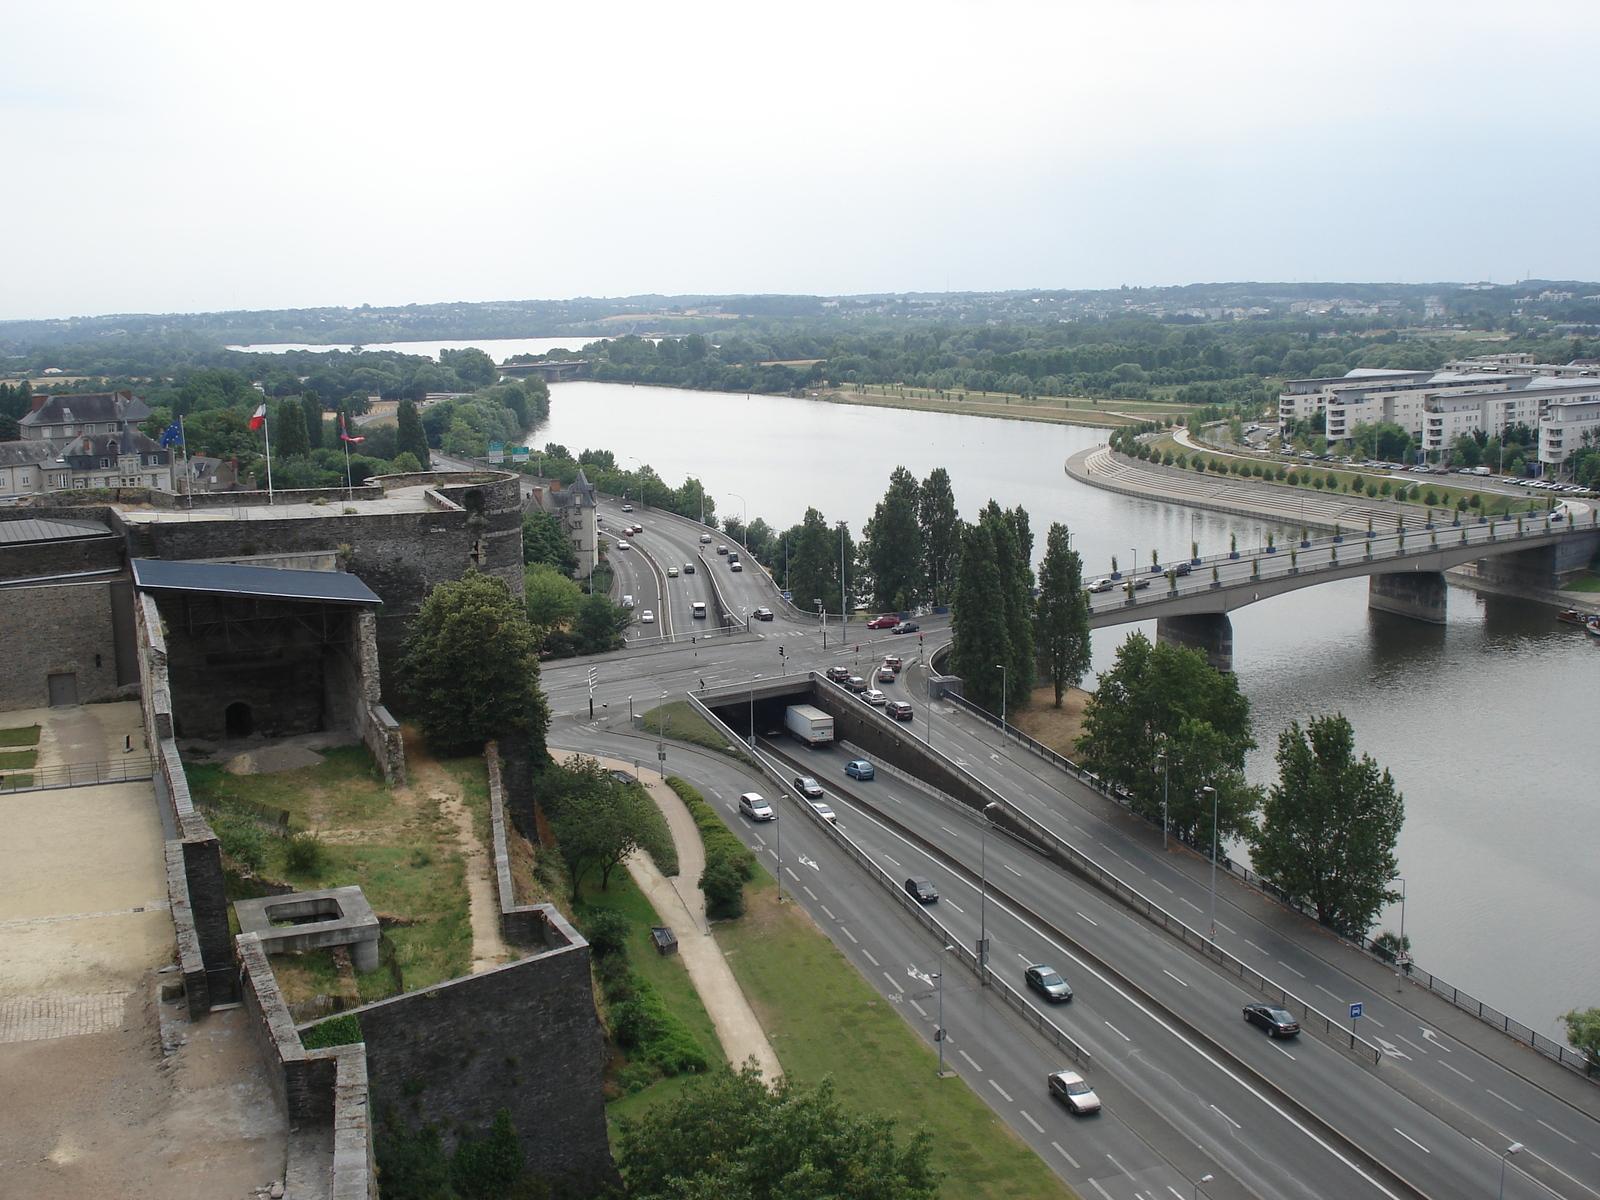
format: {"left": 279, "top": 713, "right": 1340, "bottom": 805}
{"left": 683, "top": 691, "right": 1092, "bottom": 1067}
{"left": 0, "top": 755, "right": 156, "bottom": 793}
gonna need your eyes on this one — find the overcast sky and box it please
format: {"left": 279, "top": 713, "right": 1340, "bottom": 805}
{"left": 5, "top": 0, "right": 1600, "bottom": 320}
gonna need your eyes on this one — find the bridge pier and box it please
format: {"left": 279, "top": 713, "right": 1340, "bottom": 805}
{"left": 1369, "top": 570, "right": 1448, "bottom": 624}
{"left": 1473, "top": 533, "right": 1600, "bottom": 590}
{"left": 1156, "top": 613, "right": 1233, "bottom": 673}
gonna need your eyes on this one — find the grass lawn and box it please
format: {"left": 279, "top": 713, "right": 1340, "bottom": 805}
{"left": 0, "top": 724, "right": 41, "bottom": 747}
{"left": 713, "top": 884, "right": 1077, "bottom": 1200}
{"left": 187, "top": 744, "right": 473, "bottom": 1003}
{"left": 638, "top": 701, "right": 754, "bottom": 765}
{"left": 0, "top": 748, "right": 38, "bottom": 769}
{"left": 826, "top": 384, "right": 1160, "bottom": 430}
{"left": 1562, "top": 575, "right": 1600, "bottom": 592}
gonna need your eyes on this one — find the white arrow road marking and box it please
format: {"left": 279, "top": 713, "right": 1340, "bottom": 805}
{"left": 1375, "top": 1039, "right": 1411, "bottom": 1060}
{"left": 1419, "top": 1027, "right": 1451, "bottom": 1051}
{"left": 798, "top": 855, "right": 820, "bottom": 871}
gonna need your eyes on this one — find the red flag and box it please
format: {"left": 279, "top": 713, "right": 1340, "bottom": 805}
{"left": 249, "top": 402, "right": 267, "bottom": 431}
{"left": 340, "top": 415, "right": 365, "bottom": 444}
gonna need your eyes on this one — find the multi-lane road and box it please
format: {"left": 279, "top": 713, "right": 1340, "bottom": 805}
{"left": 539, "top": 493, "right": 1600, "bottom": 1200}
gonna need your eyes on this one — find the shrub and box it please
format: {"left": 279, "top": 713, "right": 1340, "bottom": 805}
{"left": 215, "top": 815, "right": 268, "bottom": 872}
{"left": 450, "top": 1108, "right": 524, "bottom": 1199}
{"left": 1312, "top": 476, "right": 1324, "bottom": 489}
{"left": 1424, "top": 490, "right": 1438, "bottom": 507}
{"left": 1286, "top": 471, "right": 1299, "bottom": 486}
{"left": 700, "top": 857, "right": 748, "bottom": 918}
{"left": 581, "top": 907, "right": 633, "bottom": 959}
{"left": 301, "top": 1013, "right": 363, "bottom": 1050}
{"left": 1325, "top": 473, "right": 1338, "bottom": 490}
{"left": 284, "top": 832, "right": 328, "bottom": 878}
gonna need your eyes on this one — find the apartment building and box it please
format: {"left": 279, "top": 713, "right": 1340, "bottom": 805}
{"left": 1539, "top": 398, "right": 1600, "bottom": 474}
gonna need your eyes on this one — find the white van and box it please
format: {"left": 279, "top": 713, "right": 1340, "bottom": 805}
{"left": 692, "top": 601, "right": 707, "bottom": 619}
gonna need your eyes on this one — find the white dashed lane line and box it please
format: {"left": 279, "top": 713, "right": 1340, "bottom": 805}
{"left": 861, "top": 949, "right": 880, "bottom": 967}
{"left": 989, "top": 1079, "right": 1014, "bottom": 1103}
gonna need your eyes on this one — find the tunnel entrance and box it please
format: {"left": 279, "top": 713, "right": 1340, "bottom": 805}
{"left": 224, "top": 702, "right": 254, "bottom": 738}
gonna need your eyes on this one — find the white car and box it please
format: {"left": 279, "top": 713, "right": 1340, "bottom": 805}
{"left": 616, "top": 541, "right": 631, "bottom": 551}
{"left": 863, "top": 689, "right": 888, "bottom": 706}
{"left": 1085, "top": 577, "right": 1114, "bottom": 593}
{"left": 807, "top": 799, "right": 838, "bottom": 824}
{"left": 667, "top": 566, "right": 679, "bottom": 577}
{"left": 738, "top": 792, "right": 775, "bottom": 821}
{"left": 621, "top": 503, "right": 634, "bottom": 512}
{"left": 640, "top": 610, "right": 654, "bottom": 623}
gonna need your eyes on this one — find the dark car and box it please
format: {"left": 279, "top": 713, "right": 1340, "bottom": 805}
{"left": 684, "top": 562, "right": 696, "bottom": 574}
{"left": 876, "top": 665, "right": 896, "bottom": 683}
{"left": 844, "top": 759, "right": 875, "bottom": 780}
{"left": 905, "top": 878, "right": 939, "bottom": 903}
{"left": 1024, "top": 964, "right": 1073, "bottom": 1002}
{"left": 867, "top": 614, "right": 900, "bottom": 629}
{"left": 717, "top": 544, "right": 729, "bottom": 555}
{"left": 752, "top": 606, "right": 773, "bottom": 620}
{"left": 891, "top": 621, "right": 919, "bottom": 634}
{"left": 1173, "top": 562, "right": 1193, "bottom": 576}
{"left": 793, "top": 775, "right": 824, "bottom": 799}
{"left": 826, "top": 665, "right": 852, "bottom": 683}
{"left": 885, "top": 700, "right": 914, "bottom": 721}
{"left": 882, "top": 655, "right": 902, "bottom": 673}
{"left": 1130, "top": 577, "right": 1151, "bottom": 590}
{"left": 845, "top": 675, "right": 869, "bottom": 693}
{"left": 1243, "top": 1004, "right": 1300, "bottom": 1038}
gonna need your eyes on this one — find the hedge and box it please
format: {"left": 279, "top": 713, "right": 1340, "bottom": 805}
{"left": 666, "top": 776, "right": 756, "bottom": 918}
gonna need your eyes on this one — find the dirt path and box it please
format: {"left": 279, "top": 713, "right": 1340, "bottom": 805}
{"left": 398, "top": 740, "right": 507, "bottom": 974}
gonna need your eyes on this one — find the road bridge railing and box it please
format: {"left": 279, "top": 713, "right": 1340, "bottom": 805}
{"left": 683, "top": 691, "right": 1093, "bottom": 1068}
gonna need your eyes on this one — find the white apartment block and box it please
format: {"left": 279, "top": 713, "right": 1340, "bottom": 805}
{"left": 1540, "top": 399, "right": 1600, "bottom": 473}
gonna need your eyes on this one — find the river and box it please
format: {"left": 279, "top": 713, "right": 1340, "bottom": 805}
{"left": 533, "top": 380, "right": 1599, "bottom": 1036}
{"left": 226, "top": 335, "right": 602, "bottom": 358}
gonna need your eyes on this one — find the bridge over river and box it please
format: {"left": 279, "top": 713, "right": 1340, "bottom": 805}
{"left": 1086, "top": 509, "right": 1600, "bottom": 669}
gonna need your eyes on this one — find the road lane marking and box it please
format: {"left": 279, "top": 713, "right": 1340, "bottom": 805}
{"left": 989, "top": 1079, "right": 1014, "bottom": 1102}
{"left": 785, "top": 867, "right": 800, "bottom": 881}
{"left": 1244, "top": 938, "right": 1269, "bottom": 954}
{"left": 1152, "top": 879, "right": 1174, "bottom": 893}
{"left": 945, "top": 900, "right": 965, "bottom": 913}
{"left": 1392, "top": 1127, "right": 1430, "bottom": 1154}
{"left": 752, "top": 833, "right": 766, "bottom": 846}
{"left": 960, "top": 1049, "right": 983, "bottom": 1071}
{"left": 1316, "top": 984, "right": 1339, "bottom": 999}
{"left": 1162, "top": 970, "right": 1189, "bottom": 987}
{"left": 841, "top": 927, "right": 859, "bottom": 944}
{"left": 1419, "top": 1027, "right": 1451, "bottom": 1052}
{"left": 1538, "top": 1118, "right": 1578, "bottom": 1145}
{"left": 882, "top": 854, "right": 900, "bottom": 867}
{"left": 940, "top": 826, "right": 957, "bottom": 836}
{"left": 1180, "top": 897, "right": 1203, "bottom": 912}
{"left": 1215, "top": 919, "right": 1234, "bottom": 933}
{"left": 820, "top": 905, "right": 837, "bottom": 920}
{"left": 803, "top": 886, "right": 818, "bottom": 900}
{"left": 1105, "top": 1153, "right": 1133, "bottom": 1179}
{"left": 1104, "top": 1021, "right": 1131, "bottom": 1042}
{"left": 1088, "top": 1180, "right": 1114, "bottom": 1200}
{"left": 1076, "top": 912, "right": 1099, "bottom": 927}
{"left": 909, "top": 1000, "right": 926, "bottom": 1017}
{"left": 1364, "top": 1014, "right": 1385, "bottom": 1028}
{"left": 1275, "top": 960, "right": 1306, "bottom": 978}
{"left": 1051, "top": 1142, "right": 1080, "bottom": 1169}
{"left": 1020, "top": 1109, "right": 1045, "bottom": 1133}
{"left": 1487, "top": 1089, "right": 1524, "bottom": 1112}
{"left": 1209, "top": 1104, "right": 1241, "bottom": 1129}
{"left": 1018, "top": 952, "right": 1033, "bottom": 962}
{"left": 1396, "top": 1034, "right": 1431, "bottom": 1056}
{"left": 1273, "top": 1042, "right": 1296, "bottom": 1061}
{"left": 882, "top": 971, "right": 902, "bottom": 992}
{"left": 1439, "top": 1060, "right": 1473, "bottom": 1082}
{"left": 861, "top": 950, "right": 880, "bottom": 967}
{"left": 1004, "top": 864, "right": 1023, "bottom": 877}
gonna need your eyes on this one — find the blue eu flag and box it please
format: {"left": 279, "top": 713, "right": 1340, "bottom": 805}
{"left": 158, "top": 422, "right": 183, "bottom": 448}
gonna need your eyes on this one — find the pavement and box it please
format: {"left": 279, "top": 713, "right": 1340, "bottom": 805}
{"left": 558, "top": 750, "right": 782, "bottom": 1082}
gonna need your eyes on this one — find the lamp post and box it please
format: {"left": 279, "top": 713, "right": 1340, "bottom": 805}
{"left": 978, "top": 801, "right": 999, "bottom": 986}
{"left": 1499, "top": 1142, "right": 1524, "bottom": 1200}
{"left": 910, "top": 948, "right": 956, "bottom": 1077}
{"left": 1395, "top": 876, "right": 1408, "bottom": 992}
{"left": 775, "top": 794, "right": 784, "bottom": 902}
{"left": 629, "top": 456, "right": 645, "bottom": 508}
{"left": 1203, "top": 784, "right": 1219, "bottom": 941}
{"left": 1157, "top": 745, "right": 1170, "bottom": 850}
{"left": 996, "top": 664, "right": 1007, "bottom": 745}
{"left": 1193, "top": 1173, "right": 1214, "bottom": 1200}
{"left": 727, "top": 492, "right": 748, "bottom": 555}
{"left": 657, "top": 690, "right": 667, "bottom": 774}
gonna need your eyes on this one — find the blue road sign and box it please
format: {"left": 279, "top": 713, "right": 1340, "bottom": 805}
{"left": 1350, "top": 1002, "right": 1363, "bottom": 1020}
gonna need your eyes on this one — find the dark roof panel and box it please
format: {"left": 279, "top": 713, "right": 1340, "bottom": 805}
{"left": 0, "top": 517, "right": 113, "bottom": 545}
{"left": 131, "top": 558, "right": 381, "bottom": 605}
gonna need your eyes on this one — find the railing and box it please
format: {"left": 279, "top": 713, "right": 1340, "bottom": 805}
{"left": 0, "top": 755, "right": 156, "bottom": 793}
{"left": 684, "top": 691, "right": 1092, "bottom": 1067}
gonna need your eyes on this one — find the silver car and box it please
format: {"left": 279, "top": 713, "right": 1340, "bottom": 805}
{"left": 1047, "top": 1070, "right": 1102, "bottom": 1114}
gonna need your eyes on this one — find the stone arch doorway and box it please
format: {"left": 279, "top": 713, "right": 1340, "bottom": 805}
{"left": 224, "top": 702, "right": 253, "bottom": 738}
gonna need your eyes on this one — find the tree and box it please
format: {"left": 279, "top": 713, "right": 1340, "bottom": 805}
{"left": 1250, "top": 714, "right": 1404, "bottom": 934}
{"left": 396, "top": 397, "right": 430, "bottom": 468}
{"left": 948, "top": 521, "right": 1009, "bottom": 713}
{"left": 1035, "top": 522, "right": 1090, "bottom": 706}
{"left": 572, "top": 591, "right": 632, "bottom": 655}
{"left": 274, "top": 397, "right": 309, "bottom": 458}
{"left": 615, "top": 1064, "right": 938, "bottom": 1200}
{"left": 787, "top": 507, "right": 836, "bottom": 616}
{"left": 1076, "top": 632, "right": 1258, "bottom": 843}
{"left": 522, "top": 509, "right": 578, "bottom": 575}
{"left": 301, "top": 389, "right": 324, "bottom": 450}
{"left": 867, "top": 466, "right": 923, "bottom": 612}
{"left": 399, "top": 569, "right": 550, "bottom": 757}
{"left": 982, "top": 502, "right": 1034, "bottom": 713}
{"left": 524, "top": 563, "right": 582, "bottom": 644}
{"left": 1560, "top": 1007, "right": 1600, "bottom": 1071}
{"left": 918, "top": 467, "right": 961, "bottom": 606}
{"left": 540, "top": 756, "right": 649, "bottom": 895}
{"left": 449, "top": 1108, "right": 524, "bottom": 1198}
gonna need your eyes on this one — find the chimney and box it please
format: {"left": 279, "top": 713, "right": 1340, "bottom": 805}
{"left": 31, "top": 394, "right": 46, "bottom": 412}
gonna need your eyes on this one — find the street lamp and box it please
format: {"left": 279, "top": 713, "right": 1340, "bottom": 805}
{"left": 1395, "top": 876, "right": 1408, "bottom": 992}
{"left": 996, "top": 664, "right": 1007, "bottom": 745}
{"left": 1156, "top": 745, "right": 1170, "bottom": 850}
{"left": 629, "top": 456, "right": 646, "bottom": 508}
{"left": 1193, "top": 1173, "right": 1214, "bottom": 1200}
{"left": 910, "top": 948, "right": 956, "bottom": 1076}
{"left": 1203, "top": 784, "right": 1219, "bottom": 941}
{"left": 657, "top": 690, "right": 667, "bottom": 775}
{"left": 978, "top": 801, "right": 999, "bottom": 986}
{"left": 1499, "top": 1142, "right": 1524, "bottom": 1200}
{"left": 727, "top": 492, "right": 748, "bottom": 555}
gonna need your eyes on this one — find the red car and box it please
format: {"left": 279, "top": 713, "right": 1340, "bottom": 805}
{"left": 867, "top": 614, "right": 900, "bottom": 629}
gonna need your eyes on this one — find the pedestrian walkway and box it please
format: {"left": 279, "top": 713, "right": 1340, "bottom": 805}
{"left": 554, "top": 751, "right": 782, "bottom": 1082}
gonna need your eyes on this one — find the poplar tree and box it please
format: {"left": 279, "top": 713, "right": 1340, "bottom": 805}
{"left": 1035, "top": 522, "right": 1091, "bottom": 707}
{"left": 397, "top": 398, "right": 431, "bottom": 468}
{"left": 1251, "top": 714, "right": 1404, "bottom": 934}
{"left": 918, "top": 467, "right": 961, "bottom": 607}
{"left": 867, "top": 466, "right": 922, "bottom": 612}
{"left": 301, "top": 389, "right": 324, "bottom": 450}
{"left": 949, "top": 521, "right": 1010, "bottom": 712}
{"left": 981, "top": 501, "right": 1034, "bottom": 713}
{"left": 274, "top": 397, "right": 309, "bottom": 458}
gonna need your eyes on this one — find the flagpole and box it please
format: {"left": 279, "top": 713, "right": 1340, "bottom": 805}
{"left": 263, "top": 406, "right": 274, "bottom": 502}
{"left": 342, "top": 411, "right": 353, "bottom": 493}
{"left": 179, "top": 415, "right": 190, "bottom": 508}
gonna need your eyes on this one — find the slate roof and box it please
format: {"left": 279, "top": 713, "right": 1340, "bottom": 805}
{"left": 0, "top": 440, "right": 63, "bottom": 469}
{"left": 0, "top": 517, "right": 114, "bottom": 546}
{"left": 131, "top": 558, "right": 382, "bottom": 605}
{"left": 19, "top": 390, "right": 151, "bottom": 431}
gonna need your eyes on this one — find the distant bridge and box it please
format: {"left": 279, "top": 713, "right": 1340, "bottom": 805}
{"left": 1086, "top": 511, "right": 1599, "bottom": 669}
{"left": 498, "top": 360, "right": 591, "bottom": 382}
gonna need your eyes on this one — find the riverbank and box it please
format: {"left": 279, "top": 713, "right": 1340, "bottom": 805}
{"left": 816, "top": 384, "right": 1176, "bottom": 430}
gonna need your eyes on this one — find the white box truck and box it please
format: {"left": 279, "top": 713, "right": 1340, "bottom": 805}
{"left": 785, "top": 704, "right": 834, "bottom": 745}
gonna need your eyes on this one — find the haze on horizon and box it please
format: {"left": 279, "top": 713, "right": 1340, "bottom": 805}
{"left": 4, "top": 0, "right": 1599, "bottom": 323}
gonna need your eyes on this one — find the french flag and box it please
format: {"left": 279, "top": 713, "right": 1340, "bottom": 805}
{"left": 340, "top": 416, "right": 364, "bottom": 444}
{"left": 249, "top": 403, "right": 267, "bottom": 431}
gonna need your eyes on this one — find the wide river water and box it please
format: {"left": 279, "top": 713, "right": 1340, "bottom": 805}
{"left": 536, "top": 380, "right": 1598, "bottom": 1035}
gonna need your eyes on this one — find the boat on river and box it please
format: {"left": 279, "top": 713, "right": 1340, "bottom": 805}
{"left": 1586, "top": 616, "right": 1600, "bottom": 637}
{"left": 1556, "top": 609, "right": 1587, "bottom": 625}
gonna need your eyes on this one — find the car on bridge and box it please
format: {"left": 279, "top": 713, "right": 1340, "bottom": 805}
{"left": 752, "top": 606, "right": 773, "bottom": 620}
{"left": 845, "top": 675, "right": 869, "bottom": 693}
{"left": 615, "top": 541, "right": 631, "bottom": 551}
{"left": 792, "top": 775, "right": 824, "bottom": 799}
{"left": 1024, "top": 964, "right": 1074, "bottom": 1002}
{"left": 882, "top": 655, "right": 901, "bottom": 673}
{"left": 904, "top": 877, "right": 939, "bottom": 903}
{"left": 1131, "top": 577, "right": 1151, "bottom": 591}
{"left": 1243, "top": 1004, "right": 1300, "bottom": 1038}
{"left": 867, "top": 614, "right": 900, "bottom": 629}
{"left": 807, "top": 799, "right": 837, "bottom": 824}
{"left": 621, "top": 503, "right": 633, "bottom": 512}
{"left": 862, "top": 689, "right": 887, "bottom": 706}
{"left": 640, "top": 610, "right": 654, "bottom": 623}
{"left": 1047, "top": 1070, "right": 1102, "bottom": 1115}
{"left": 684, "top": 562, "right": 695, "bottom": 573}
{"left": 844, "top": 759, "right": 875, "bottom": 780}
{"left": 700, "top": 533, "right": 713, "bottom": 543}
{"left": 1085, "top": 577, "right": 1114, "bottom": 593}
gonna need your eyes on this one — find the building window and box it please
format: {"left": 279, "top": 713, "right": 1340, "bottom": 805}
{"left": 20, "top": 474, "right": 31, "bottom": 486}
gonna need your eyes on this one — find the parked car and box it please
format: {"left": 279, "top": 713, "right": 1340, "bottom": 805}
{"left": 882, "top": 655, "right": 902, "bottom": 673}
{"left": 1047, "top": 1070, "right": 1102, "bottom": 1114}
{"left": 738, "top": 792, "right": 775, "bottom": 821}
{"left": 891, "top": 621, "right": 919, "bottom": 634}
{"left": 667, "top": 566, "right": 679, "bottom": 577}
{"left": 867, "top": 614, "right": 900, "bottom": 629}
{"left": 826, "top": 665, "right": 852, "bottom": 683}
{"left": 1243, "top": 1004, "right": 1300, "bottom": 1038}
{"left": 640, "top": 610, "right": 654, "bottom": 624}
{"left": 876, "top": 664, "right": 896, "bottom": 683}
{"left": 1086, "top": 577, "right": 1114, "bottom": 593}
{"left": 844, "top": 759, "right": 876, "bottom": 780}
{"left": 845, "top": 675, "right": 869, "bottom": 693}
{"left": 885, "top": 700, "right": 914, "bottom": 721}
{"left": 684, "top": 563, "right": 695, "bottom": 574}
{"left": 862, "top": 688, "right": 887, "bottom": 706}
{"left": 1024, "top": 964, "right": 1074, "bottom": 1002}
{"left": 793, "top": 775, "right": 824, "bottom": 799}
{"left": 752, "top": 606, "right": 773, "bottom": 620}
{"left": 904, "top": 878, "right": 939, "bottom": 903}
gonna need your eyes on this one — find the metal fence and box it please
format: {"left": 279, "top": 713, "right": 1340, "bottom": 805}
{"left": 0, "top": 755, "right": 156, "bottom": 793}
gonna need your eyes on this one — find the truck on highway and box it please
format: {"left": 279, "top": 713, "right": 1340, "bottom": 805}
{"left": 784, "top": 704, "right": 834, "bottom": 745}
